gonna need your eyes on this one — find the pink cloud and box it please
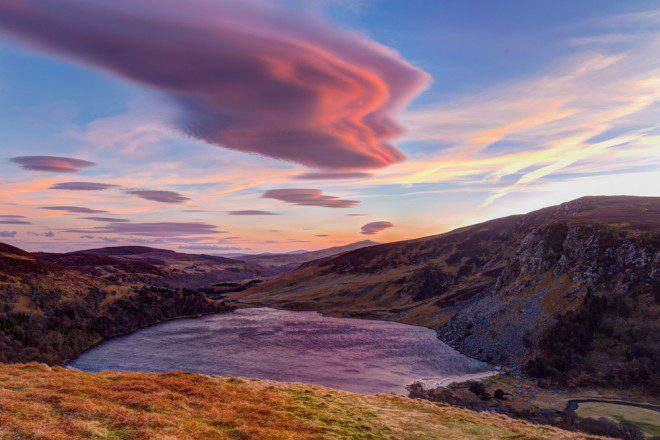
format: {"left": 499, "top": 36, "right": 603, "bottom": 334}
{"left": 125, "top": 189, "right": 189, "bottom": 204}
{"left": 93, "top": 222, "right": 220, "bottom": 237}
{"left": 262, "top": 188, "right": 359, "bottom": 208}
{"left": 294, "top": 172, "right": 373, "bottom": 180}
{"left": 80, "top": 217, "right": 130, "bottom": 223}
{"left": 360, "top": 221, "right": 393, "bottom": 235}
{"left": 40, "top": 206, "right": 107, "bottom": 214}
{"left": 0, "top": 0, "right": 430, "bottom": 170}
{"left": 10, "top": 156, "right": 95, "bottom": 173}
{"left": 50, "top": 182, "right": 118, "bottom": 191}
{"left": 228, "top": 210, "right": 279, "bottom": 216}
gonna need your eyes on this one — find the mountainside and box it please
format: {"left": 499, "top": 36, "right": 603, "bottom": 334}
{"left": 1, "top": 242, "right": 109, "bottom": 293}
{"left": 0, "top": 363, "right": 593, "bottom": 440}
{"left": 236, "top": 196, "right": 659, "bottom": 390}
{"left": 0, "top": 243, "right": 229, "bottom": 363}
{"left": 37, "top": 246, "right": 273, "bottom": 289}
{"left": 235, "top": 240, "right": 379, "bottom": 273}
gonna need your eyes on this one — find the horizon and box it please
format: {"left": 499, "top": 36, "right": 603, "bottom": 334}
{"left": 1, "top": 0, "right": 659, "bottom": 254}
{"left": 1, "top": 194, "right": 653, "bottom": 255}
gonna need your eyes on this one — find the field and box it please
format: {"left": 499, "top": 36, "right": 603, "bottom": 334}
{"left": 0, "top": 364, "right": 598, "bottom": 440}
{"left": 576, "top": 402, "right": 660, "bottom": 438}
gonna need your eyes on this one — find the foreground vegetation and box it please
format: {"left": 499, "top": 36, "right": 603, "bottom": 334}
{"left": 0, "top": 364, "right": 597, "bottom": 440}
{"left": 408, "top": 374, "right": 658, "bottom": 439}
{"left": 0, "top": 285, "right": 228, "bottom": 363}
{"left": 576, "top": 403, "right": 659, "bottom": 438}
{"left": 0, "top": 242, "right": 230, "bottom": 363}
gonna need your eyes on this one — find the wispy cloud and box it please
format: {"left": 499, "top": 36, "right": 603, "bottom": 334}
{"left": 228, "top": 210, "right": 279, "bottom": 216}
{"left": 50, "top": 182, "right": 118, "bottom": 191}
{"left": 388, "top": 25, "right": 660, "bottom": 205}
{"left": 125, "top": 189, "right": 189, "bottom": 204}
{"left": 294, "top": 172, "right": 373, "bottom": 180}
{"left": 41, "top": 206, "right": 107, "bottom": 214}
{"left": 80, "top": 217, "right": 130, "bottom": 223}
{"left": 10, "top": 156, "right": 95, "bottom": 173}
{"left": 262, "top": 188, "right": 359, "bottom": 208}
{"left": 83, "top": 222, "right": 221, "bottom": 237}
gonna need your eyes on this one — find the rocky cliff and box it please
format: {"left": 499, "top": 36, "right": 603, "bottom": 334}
{"left": 237, "top": 196, "right": 659, "bottom": 389}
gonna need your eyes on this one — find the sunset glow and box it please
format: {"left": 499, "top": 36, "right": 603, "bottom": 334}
{"left": 1, "top": 0, "right": 658, "bottom": 253}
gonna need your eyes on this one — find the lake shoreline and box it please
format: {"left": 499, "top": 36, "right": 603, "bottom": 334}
{"left": 69, "top": 306, "right": 494, "bottom": 395}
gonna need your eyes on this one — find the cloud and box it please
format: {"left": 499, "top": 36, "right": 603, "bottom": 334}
{"left": 228, "top": 210, "right": 279, "bottom": 216}
{"left": 10, "top": 156, "right": 95, "bottom": 172}
{"left": 0, "top": 215, "right": 26, "bottom": 218}
{"left": 0, "top": 0, "right": 429, "bottom": 170}
{"left": 294, "top": 172, "right": 373, "bottom": 180}
{"left": 0, "top": 220, "right": 31, "bottom": 224}
{"left": 0, "top": 231, "right": 17, "bottom": 237}
{"left": 125, "top": 189, "right": 189, "bottom": 204}
{"left": 77, "top": 222, "right": 222, "bottom": 237}
{"left": 28, "top": 231, "right": 55, "bottom": 237}
{"left": 395, "top": 29, "right": 660, "bottom": 205}
{"left": 262, "top": 188, "right": 359, "bottom": 208}
{"left": 80, "top": 235, "right": 95, "bottom": 239}
{"left": 41, "top": 206, "right": 107, "bottom": 214}
{"left": 178, "top": 244, "right": 248, "bottom": 251}
{"left": 360, "top": 221, "right": 393, "bottom": 235}
{"left": 314, "top": 234, "right": 329, "bottom": 237}
{"left": 347, "top": 213, "right": 366, "bottom": 216}
{"left": 49, "top": 182, "right": 118, "bottom": 191}
{"left": 80, "top": 217, "right": 130, "bottom": 223}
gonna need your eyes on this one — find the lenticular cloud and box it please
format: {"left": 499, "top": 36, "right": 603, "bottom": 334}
{"left": 0, "top": 0, "right": 430, "bottom": 170}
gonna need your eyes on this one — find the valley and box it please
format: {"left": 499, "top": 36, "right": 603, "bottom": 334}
{"left": 233, "top": 196, "right": 660, "bottom": 392}
{"left": 0, "top": 195, "right": 657, "bottom": 439}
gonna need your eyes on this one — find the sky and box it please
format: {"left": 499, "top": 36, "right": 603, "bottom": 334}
{"left": 0, "top": 0, "right": 658, "bottom": 253}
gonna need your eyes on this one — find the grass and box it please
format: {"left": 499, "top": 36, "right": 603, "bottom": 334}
{"left": 0, "top": 363, "right": 599, "bottom": 440}
{"left": 576, "top": 402, "right": 660, "bottom": 437}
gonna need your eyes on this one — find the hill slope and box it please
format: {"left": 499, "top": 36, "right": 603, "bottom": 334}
{"left": 0, "top": 363, "right": 595, "bottom": 440}
{"left": 234, "top": 240, "right": 379, "bottom": 273}
{"left": 37, "top": 246, "right": 272, "bottom": 289}
{"left": 236, "top": 196, "right": 659, "bottom": 389}
{"left": 0, "top": 243, "right": 229, "bottom": 363}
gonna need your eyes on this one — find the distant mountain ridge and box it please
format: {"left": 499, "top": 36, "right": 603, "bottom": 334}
{"left": 0, "top": 242, "right": 228, "bottom": 364}
{"left": 235, "top": 240, "right": 379, "bottom": 273}
{"left": 235, "top": 196, "right": 659, "bottom": 390}
{"left": 37, "top": 246, "right": 272, "bottom": 289}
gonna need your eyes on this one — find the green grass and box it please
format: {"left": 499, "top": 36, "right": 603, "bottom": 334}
{"left": 576, "top": 402, "right": 660, "bottom": 437}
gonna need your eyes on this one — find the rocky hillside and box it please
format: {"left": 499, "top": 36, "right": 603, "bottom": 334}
{"left": 0, "top": 363, "right": 594, "bottom": 439}
{"left": 0, "top": 243, "right": 230, "bottom": 364}
{"left": 37, "top": 246, "right": 273, "bottom": 289}
{"left": 236, "top": 196, "right": 659, "bottom": 390}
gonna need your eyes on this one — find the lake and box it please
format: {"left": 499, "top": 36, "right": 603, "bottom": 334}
{"left": 70, "top": 307, "right": 493, "bottom": 394}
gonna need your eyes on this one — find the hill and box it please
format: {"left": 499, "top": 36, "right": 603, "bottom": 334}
{"left": 234, "top": 240, "right": 379, "bottom": 273}
{"left": 0, "top": 363, "right": 594, "bottom": 440}
{"left": 37, "top": 246, "right": 273, "bottom": 289}
{"left": 0, "top": 242, "right": 229, "bottom": 364}
{"left": 235, "top": 196, "right": 659, "bottom": 390}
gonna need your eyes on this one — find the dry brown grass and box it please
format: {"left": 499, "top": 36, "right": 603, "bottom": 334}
{"left": 0, "top": 364, "right": 603, "bottom": 439}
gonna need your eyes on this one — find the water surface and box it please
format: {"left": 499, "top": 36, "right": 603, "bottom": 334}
{"left": 71, "top": 307, "right": 492, "bottom": 394}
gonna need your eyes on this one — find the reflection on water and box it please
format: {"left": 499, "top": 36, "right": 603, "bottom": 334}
{"left": 71, "top": 307, "right": 492, "bottom": 394}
